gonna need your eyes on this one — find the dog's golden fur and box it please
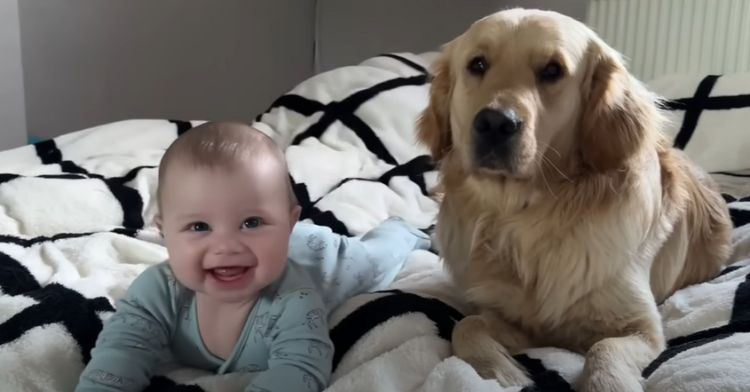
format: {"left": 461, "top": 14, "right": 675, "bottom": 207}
{"left": 418, "top": 8, "right": 732, "bottom": 391}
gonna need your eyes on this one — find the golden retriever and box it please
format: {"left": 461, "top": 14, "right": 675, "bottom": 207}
{"left": 417, "top": 8, "right": 732, "bottom": 391}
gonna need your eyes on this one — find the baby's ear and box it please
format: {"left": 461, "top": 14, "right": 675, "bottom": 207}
{"left": 289, "top": 206, "right": 302, "bottom": 230}
{"left": 154, "top": 214, "right": 164, "bottom": 237}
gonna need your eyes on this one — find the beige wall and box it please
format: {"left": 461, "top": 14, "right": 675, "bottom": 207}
{"left": 18, "top": 0, "right": 315, "bottom": 140}
{"left": 316, "top": 0, "right": 588, "bottom": 72}
{"left": 0, "top": 0, "right": 26, "bottom": 150}
{"left": 5, "top": 0, "right": 587, "bottom": 142}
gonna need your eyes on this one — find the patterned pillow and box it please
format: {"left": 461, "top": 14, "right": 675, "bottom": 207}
{"left": 648, "top": 73, "right": 750, "bottom": 173}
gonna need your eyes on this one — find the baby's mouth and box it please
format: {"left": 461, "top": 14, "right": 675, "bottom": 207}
{"left": 208, "top": 266, "right": 250, "bottom": 282}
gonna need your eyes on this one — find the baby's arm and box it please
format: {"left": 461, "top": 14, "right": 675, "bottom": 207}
{"left": 244, "top": 288, "right": 333, "bottom": 392}
{"left": 289, "top": 217, "right": 431, "bottom": 309}
{"left": 351, "top": 217, "right": 432, "bottom": 290}
{"left": 76, "top": 265, "right": 174, "bottom": 392}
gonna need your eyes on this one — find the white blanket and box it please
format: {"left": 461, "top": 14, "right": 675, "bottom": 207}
{"left": 1, "top": 52, "right": 749, "bottom": 392}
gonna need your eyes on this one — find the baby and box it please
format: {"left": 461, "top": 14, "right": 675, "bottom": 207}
{"left": 76, "top": 121, "right": 430, "bottom": 391}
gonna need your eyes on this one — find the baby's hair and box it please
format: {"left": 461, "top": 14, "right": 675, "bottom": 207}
{"left": 157, "top": 121, "right": 298, "bottom": 209}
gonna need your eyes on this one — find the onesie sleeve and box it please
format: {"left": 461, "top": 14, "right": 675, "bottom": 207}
{"left": 243, "top": 288, "right": 333, "bottom": 392}
{"left": 289, "top": 217, "right": 431, "bottom": 310}
{"left": 76, "top": 263, "right": 176, "bottom": 392}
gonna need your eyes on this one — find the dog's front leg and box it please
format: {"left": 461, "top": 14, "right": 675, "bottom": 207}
{"left": 578, "top": 319, "right": 665, "bottom": 392}
{"left": 451, "top": 311, "right": 533, "bottom": 387}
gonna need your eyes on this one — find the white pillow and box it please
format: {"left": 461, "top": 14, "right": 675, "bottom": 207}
{"left": 647, "top": 73, "right": 750, "bottom": 172}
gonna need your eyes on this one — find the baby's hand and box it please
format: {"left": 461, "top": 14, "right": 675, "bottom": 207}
{"left": 379, "top": 216, "right": 432, "bottom": 252}
{"left": 421, "top": 224, "right": 438, "bottom": 254}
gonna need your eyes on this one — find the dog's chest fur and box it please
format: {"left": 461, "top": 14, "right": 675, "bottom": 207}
{"left": 436, "top": 176, "right": 662, "bottom": 349}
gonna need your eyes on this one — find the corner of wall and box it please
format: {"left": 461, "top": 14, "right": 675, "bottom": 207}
{"left": 0, "top": 0, "right": 28, "bottom": 149}
{"left": 313, "top": 0, "right": 321, "bottom": 74}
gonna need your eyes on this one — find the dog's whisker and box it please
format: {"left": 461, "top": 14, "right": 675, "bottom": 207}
{"left": 538, "top": 142, "right": 573, "bottom": 183}
{"left": 537, "top": 158, "right": 558, "bottom": 200}
{"left": 607, "top": 180, "right": 620, "bottom": 195}
{"left": 546, "top": 144, "right": 563, "bottom": 159}
{"left": 541, "top": 153, "right": 573, "bottom": 184}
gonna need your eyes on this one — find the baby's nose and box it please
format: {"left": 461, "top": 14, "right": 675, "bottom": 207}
{"left": 211, "top": 233, "right": 245, "bottom": 255}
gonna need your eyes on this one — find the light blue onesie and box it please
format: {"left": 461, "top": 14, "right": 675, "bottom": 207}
{"left": 76, "top": 217, "right": 431, "bottom": 392}
{"left": 289, "top": 217, "right": 431, "bottom": 312}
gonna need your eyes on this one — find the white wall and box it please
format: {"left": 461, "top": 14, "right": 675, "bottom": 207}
{"left": 18, "top": 0, "right": 315, "bottom": 140}
{"left": 316, "top": 0, "right": 588, "bottom": 72}
{"left": 0, "top": 0, "right": 27, "bottom": 150}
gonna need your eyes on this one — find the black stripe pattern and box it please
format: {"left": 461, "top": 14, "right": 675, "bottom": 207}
{"left": 256, "top": 54, "right": 434, "bottom": 237}
{"left": 0, "top": 121, "right": 175, "bottom": 388}
{"left": 659, "top": 74, "right": 750, "bottom": 154}
{"left": 517, "top": 354, "right": 575, "bottom": 392}
{"left": 330, "top": 290, "right": 463, "bottom": 370}
{"left": 644, "top": 270, "right": 750, "bottom": 378}
{"left": 26, "top": 137, "right": 152, "bottom": 231}
{"left": 169, "top": 119, "right": 194, "bottom": 135}
{"left": 377, "top": 53, "right": 429, "bottom": 74}
{"left": 0, "top": 252, "right": 114, "bottom": 363}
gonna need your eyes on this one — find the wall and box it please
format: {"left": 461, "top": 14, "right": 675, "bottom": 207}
{"left": 9, "top": 0, "right": 588, "bottom": 141}
{"left": 0, "top": 0, "right": 27, "bottom": 150}
{"left": 587, "top": 0, "right": 750, "bottom": 81}
{"left": 316, "top": 0, "right": 589, "bottom": 72}
{"left": 18, "top": 0, "right": 315, "bottom": 140}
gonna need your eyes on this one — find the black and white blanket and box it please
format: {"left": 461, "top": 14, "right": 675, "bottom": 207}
{"left": 1, "top": 52, "right": 749, "bottom": 392}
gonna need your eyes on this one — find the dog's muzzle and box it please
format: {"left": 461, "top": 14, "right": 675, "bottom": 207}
{"left": 472, "top": 107, "right": 523, "bottom": 170}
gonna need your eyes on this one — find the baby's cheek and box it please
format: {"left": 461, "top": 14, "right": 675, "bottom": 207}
{"left": 167, "top": 255, "right": 202, "bottom": 286}
{"left": 261, "top": 253, "right": 289, "bottom": 284}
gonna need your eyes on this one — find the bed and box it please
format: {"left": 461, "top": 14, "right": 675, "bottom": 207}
{"left": 1, "top": 50, "right": 750, "bottom": 391}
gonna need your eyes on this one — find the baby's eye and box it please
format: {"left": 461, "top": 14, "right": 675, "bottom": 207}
{"left": 188, "top": 222, "right": 210, "bottom": 232}
{"left": 243, "top": 217, "right": 263, "bottom": 229}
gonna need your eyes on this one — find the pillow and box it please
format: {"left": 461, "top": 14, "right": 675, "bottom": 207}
{"left": 252, "top": 52, "right": 440, "bottom": 236}
{"left": 647, "top": 73, "right": 750, "bottom": 173}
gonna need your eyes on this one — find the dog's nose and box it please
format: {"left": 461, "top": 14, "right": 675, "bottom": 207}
{"left": 473, "top": 108, "right": 522, "bottom": 138}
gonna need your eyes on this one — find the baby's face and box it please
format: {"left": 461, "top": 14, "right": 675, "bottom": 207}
{"left": 157, "top": 158, "right": 298, "bottom": 304}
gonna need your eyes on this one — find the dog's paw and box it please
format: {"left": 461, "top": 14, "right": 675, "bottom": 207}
{"left": 496, "top": 368, "right": 533, "bottom": 388}
{"left": 578, "top": 368, "right": 643, "bottom": 392}
{"left": 473, "top": 362, "right": 533, "bottom": 388}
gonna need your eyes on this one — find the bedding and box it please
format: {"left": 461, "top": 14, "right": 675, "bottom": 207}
{"left": 649, "top": 72, "right": 750, "bottom": 174}
{"left": 0, "top": 52, "right": 749, "bottom": 392}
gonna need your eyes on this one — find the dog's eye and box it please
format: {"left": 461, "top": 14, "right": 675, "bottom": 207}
{"left": 467, "top": 56, "right": 488, "bottom": 77}
{"left": 538, "top": 61, "right": 564, "bottom": 83}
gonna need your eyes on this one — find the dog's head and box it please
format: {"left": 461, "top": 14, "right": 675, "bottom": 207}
{"left": 418, "top": 8, "right": 662, "bottom": 181}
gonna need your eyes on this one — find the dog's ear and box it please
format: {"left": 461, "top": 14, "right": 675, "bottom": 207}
{"left": 418, "top": 49, "right": 453, "bottom": 162}
{"left": 579, "top": 43, "right": 658, "bottom": 173}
